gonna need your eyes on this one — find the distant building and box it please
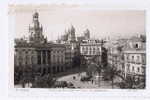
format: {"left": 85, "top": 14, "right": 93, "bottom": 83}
{"left": 68, "top": 25, "right": 76, "bottom": 42}
{"left": 84, "top": 29, "right": 90, "bottom": 40}
{"left": 77, "top": 29, "right": 90, "bottom": 42}
{"left": 61, "top": 25, "right": 76, "bottom": 43}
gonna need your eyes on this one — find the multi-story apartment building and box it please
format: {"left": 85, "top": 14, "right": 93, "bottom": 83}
{"left": 123, "top": 36, "right": 146, "bottom": 79}
{"left": 107, "top": 35, "right": 146, "bottom": 80}
{"left": 80, "top": 39, "right": 102, "bottom": 64}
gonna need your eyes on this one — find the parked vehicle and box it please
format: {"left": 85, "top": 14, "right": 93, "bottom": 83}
{"left": 54, "top": 81, "right": 68, "bottom": 88}
{"left": 80, "top": 76, "right": 92, "bottom": 82}
{"left": 67, "top": 82, "right": 75, "bottom": 88}
{"left": 68, "top": 82, "right": 74, "bottom": 86}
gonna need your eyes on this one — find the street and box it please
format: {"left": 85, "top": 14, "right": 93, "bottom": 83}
{"left": 57, "top": 72, "right": 120, "bottom": 89}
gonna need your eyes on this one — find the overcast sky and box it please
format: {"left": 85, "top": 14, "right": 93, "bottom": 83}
{"left": 9, "top": 5, "right": 145, "bottom": 41}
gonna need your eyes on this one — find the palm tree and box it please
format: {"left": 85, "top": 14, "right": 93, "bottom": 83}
{"left": 122, "top": 75, "right": 136, "bottom": 89}
{"left": 86, "top": 60, "right": 102, "bottom": 87}
{"left": 104, "top": 65, "right": 122, "bottom": 88}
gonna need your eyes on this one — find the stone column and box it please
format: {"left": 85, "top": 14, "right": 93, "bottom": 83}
{"left": 46, "top": 50, "right": 48, "bottom": 65}
{"left": 36, "top": 50, "right": 39, "bottom": 65}
{"left": 41, "top": 51, "right": 43, "bottom": 65}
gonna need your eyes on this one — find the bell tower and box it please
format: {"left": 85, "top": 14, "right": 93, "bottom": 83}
{"left": 33, "top": 12, "right": 39, "bottom": 29}
{"left": 29, "top": 12, "right": 46, "bottom": 43}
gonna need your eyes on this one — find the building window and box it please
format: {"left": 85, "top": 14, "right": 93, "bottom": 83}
{"left": 18, "top": 56, "right": 22, "bottom": 66}
{"left": 15, "top": 49, "right": 18, "bottom": 52}
{"left": 93, "top": 51, "right": 95, "bottom": 55}
{"left": 57, "top": 51, "right": 59, "bottom": 53}
{"left": 137, "top": 56, "right": 140, "bottom": 63}
{"left": 90, "top": 47, "right": 92, "bottom": 51}
{"left": 127, "top": 64, "right": 130, "bottom": 72}
{"left": 137, "top": 67, "right": 140, "bottom": 72}
{"left": 132, "top": 56, "right": 134, "bottom": 62}
{"left": 86, "top": 47, "right": 88, "bottom": 51}
{"left": 25, "top": 55, "right": 29, "bottom": 65}
{"left": 142, "top": 54, "right": 146, "bottom": 64}
{"left": 82, "top": 47, "right": 84, "bottom": 51}
{"left": 126, "top": 54, "right": 129, "bottom": 61}
{"left": 89, "top": 51, "right": 92, "bottom": 55}
{"left": 132, "top": 66, "right": 134, "bottom": 72}
{"left": 22, "top": 49, "right": 25, "bottom": 51}
{"left": 135, "top": 43, "right": 138, "bottom": 48}
{"left": 25, "top": 51, "right": 28, "bottom": 54}
{"left": 141, "top": 66, "right": 145, "bottom": 74}
{"left": 93, "top": 47, "right": 95, "bottom": 51}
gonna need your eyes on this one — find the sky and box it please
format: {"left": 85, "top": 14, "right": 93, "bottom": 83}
{"left": 9, "top": 5, "right": 145, "bottom": 41}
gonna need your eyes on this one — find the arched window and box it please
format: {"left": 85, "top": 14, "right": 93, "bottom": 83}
{"left": 135, "top": 43, "right": 138, "bottom": 48}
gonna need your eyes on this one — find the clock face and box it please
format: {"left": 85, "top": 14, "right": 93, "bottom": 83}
{"left": 34, "top": 18, "right": 38, "bottom": 20}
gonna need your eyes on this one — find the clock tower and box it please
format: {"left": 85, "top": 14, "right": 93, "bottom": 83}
{"left": 29, "top": 12, "right": 46, "bottom": 43}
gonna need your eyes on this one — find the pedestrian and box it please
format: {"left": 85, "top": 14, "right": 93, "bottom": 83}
{"left": 92, "top": 80, "right": 93, "bottom": 84}
{"left": 73, "top": 76, "right": 76, "bottom": 80}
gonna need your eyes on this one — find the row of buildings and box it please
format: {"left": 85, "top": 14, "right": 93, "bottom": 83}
{"left": 14, "top": 12, "right": 146, "bottom": 82}
{"left": 107, "top": 34, "right": 146, "bottom": 81}
{"left": 14, "top": 12, "right": 104, "bottom": 75}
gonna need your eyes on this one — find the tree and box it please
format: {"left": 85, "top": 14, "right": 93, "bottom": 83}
{"left": 86, "top": 60, "right": 102, "bottom": 87}
{"left": 119, "top": 75, "right": 137, "bottom": 89}
{"left": 104, "top": 65, "right": 122, "bottom": 88}
{"left": 101, "top": 46, "right": 108, "bottom": 68}
{"left": 72, "top": 51, "right": 81, "bottom": 68}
